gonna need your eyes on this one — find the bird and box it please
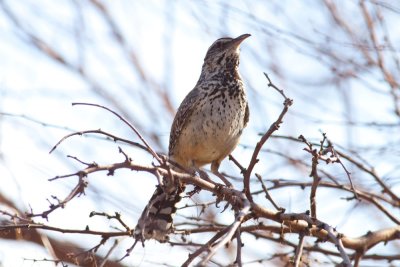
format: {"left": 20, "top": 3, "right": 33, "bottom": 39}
{"left": 134, "top": 33, "right": 250, "bottom": 243}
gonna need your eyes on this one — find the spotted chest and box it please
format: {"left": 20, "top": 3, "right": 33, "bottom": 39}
{"left": 170, "top": 81, "right": 248, "bottom": 169}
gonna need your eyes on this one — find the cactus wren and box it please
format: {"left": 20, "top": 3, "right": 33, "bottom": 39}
{"left": 135, "top": 34, "right": 250, "bottom": 242}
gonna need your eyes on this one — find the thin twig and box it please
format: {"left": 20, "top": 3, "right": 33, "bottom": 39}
{"left": 293, "top": 232, "right": 305, "bottom": 267}
{"left": 181, "top": 228, "right": 230, "bottom": 267}
{"left": 325, "top": 225, "right": 351, "bottom": 267}
{"left": 72, "top": 102, "right": 162, "bottom": 163}
{"left": 298, "top": 134, "right": 320, "bottom": 218}
{"left": 336, "top": 150, "right": 399, "bottom": 203}
{"left": 99, "top": 239, "right": 119, "bottom": 267}
{"left": 49, "top": 129, "right": 149, "bottom": 154}
{"left": 235, "top": 228, "right": 243, "bottom": 267}
{"left": 243, "top": 73, "right": 293, "bottom": 202}
{"left": 199, "top": 197, "right": 250, "bottom": 265}
{"left": 322, "top": 134, "right": 358, "bottom": 200}
{"left": 27, "top": 177, "right": 88, "bottom": 219}
{"left": 255, "top": 173, "right": 282, "bottom": 211}
{"left": 0, "top": 223, "right": 129, "bottom": 237}
{"left": 229, "top": 154, "right": 246, "bottom": 174}
{"left": 279, "top": 212, "right": 351, "bottom": 266}
{"left": 89, "top": 211, "right": 132, "bottom": 232}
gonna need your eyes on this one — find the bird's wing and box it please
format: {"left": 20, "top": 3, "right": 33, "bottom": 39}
{"left": 243, "top": 101, "right": 250, "bottom": 127}
{"left": 168, "top": 87, "right": 202, "bottom": 156}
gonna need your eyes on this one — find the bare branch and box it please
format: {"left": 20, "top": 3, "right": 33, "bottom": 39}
{"left": 72, "top": 102, "right": 162, "bottom": 163}
{"left": 49, "top": 129, "right": 148, "bottom": 154}
{"left": 255, "top": 173, "right": 283, "bottom": 211}
{"left": 293, "top": 232, "right": 305, "bottom": 267}
{"left": 244, "top": 73, "right": 293, "bottom": 202}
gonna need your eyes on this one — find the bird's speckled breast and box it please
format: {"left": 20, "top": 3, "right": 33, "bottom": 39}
{"left": 170, "top": 80, "right": 248, "bottom": 169}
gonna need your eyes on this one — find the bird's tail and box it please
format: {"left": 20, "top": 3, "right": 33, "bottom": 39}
{"left": 134, "top": 181, "right": 186, "bottom": 242}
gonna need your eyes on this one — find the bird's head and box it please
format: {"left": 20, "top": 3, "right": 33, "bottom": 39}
{"left": 201, "top": 34, "right": 250, "bottom": 77}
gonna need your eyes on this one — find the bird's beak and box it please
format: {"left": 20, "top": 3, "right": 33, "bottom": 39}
{"left": 230, "top": 33, "right": 251, "bottom": 49}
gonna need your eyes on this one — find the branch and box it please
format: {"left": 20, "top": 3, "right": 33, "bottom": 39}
{"left": 49, "top": 129, "right": 148, "bottom": 154}
{"left": 298, "top": 134, "right": 321, "bottom": 218}
{"left": 258, "top": 179, "right": 400, "bottom": 224}
{"left": 0, "top": 223, "right": 129, "bottom": 237}
{"left": 235, "top": 228, "right": 243, "bottom": 267}
{"left": 72, "top": 102, "right": 162, "bottom": 163}
{"left": 181, "top": 227, "right": 230, "bottom": 267}
{"left": 0, "top": 220, "right": 125, "bottom": 267}
{"left": 199, "top": 197, "right": 251, "bottom": 265}
{"left": 255, "top": 173, "right": 283, "bottom": 211}
{"left": 27, "top": 176, "right": 87, "bottom": 219}
{"left": 243, "top": 73, "right": 293, "bottom": 202}
{"left": 293, "top": 232, "right": 305, "bottom": 267}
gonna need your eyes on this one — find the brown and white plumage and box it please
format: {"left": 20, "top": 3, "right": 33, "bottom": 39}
{"left": 135, "top": 34, "right": 250, "bottom": 242}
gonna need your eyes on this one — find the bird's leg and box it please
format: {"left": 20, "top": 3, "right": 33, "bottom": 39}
{"left": 211, "top": 161, "right": 233, "bottom": 188}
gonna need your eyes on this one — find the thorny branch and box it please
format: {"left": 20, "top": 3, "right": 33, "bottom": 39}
{"left": 1, "top": 75, "right": 399, "bottom": 266}
{"left": 298, "top": 134, "right": 322, "bottom": 219}
{"left": 27, "top": 176, "right": 88, "bottom": 220}
{"left": 299, "top": 133, "right": 359, "bottom": 219}
{"left": 2, "top": 152, "right": 400, "bottom": 265}
{"left": 3, "top": 155, "right": 399, "bottom": 264}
